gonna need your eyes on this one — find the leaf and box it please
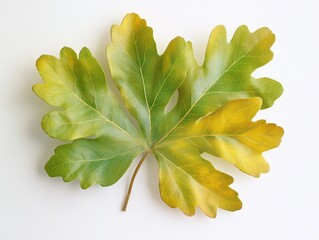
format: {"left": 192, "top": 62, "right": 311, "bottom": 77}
{"left": 155, "top": 142, "right": 242, "bottom": 217}
{"left": 159, "top": 97, "right": 283, "bottom": 177}
{"left": 34, "top": 13, "right": 284, "bottom": 217}
{"left": 107, "top": 14, "right": 187, "bottom": 143}
{"left": 46, "top": 137, "right": 144, "bottom": 189}
{"left": 34, "top": 47, "right": 146, "bottom": 188}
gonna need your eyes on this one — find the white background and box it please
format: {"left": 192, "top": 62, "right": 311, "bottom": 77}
{"left": 1, "top": 0, "right": 318, "bottom": 239}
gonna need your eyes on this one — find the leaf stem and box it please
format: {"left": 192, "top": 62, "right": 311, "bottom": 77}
{"left": 122, "top": 150, "right": 150, "bottom": 211}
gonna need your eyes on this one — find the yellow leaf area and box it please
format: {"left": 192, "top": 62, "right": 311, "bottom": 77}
{"left": 155, "top": 98, "right": 283, "bottom": 217}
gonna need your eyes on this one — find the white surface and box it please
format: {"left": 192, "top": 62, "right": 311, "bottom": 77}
{"left": 1, "top": 0, "right": 318, "bottom": 239}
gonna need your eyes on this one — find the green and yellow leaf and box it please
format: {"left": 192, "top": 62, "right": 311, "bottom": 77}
{"left": 155, "top": 142, "right": 242, "bottom": 217}
{"left": 160, "top": 97, "right": 284, "bottom": 177}
{"left": 34, "top": 47, "right": 146, "bottom": 187}
{"left": 46, "top": 136, "right": 144, "bottom": 189}
{"left": 33, "top": 13, "right": 284, "bottom": 218}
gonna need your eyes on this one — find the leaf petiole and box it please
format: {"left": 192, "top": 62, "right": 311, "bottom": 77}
{"left": 122, "top": 150, "right": 150, "bottom": 211}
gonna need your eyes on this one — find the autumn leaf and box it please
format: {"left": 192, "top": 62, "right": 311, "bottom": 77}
{"left": 33, "top": 13, "right": 284, "bottom": 217}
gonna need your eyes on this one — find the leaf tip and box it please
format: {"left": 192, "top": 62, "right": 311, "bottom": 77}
{"left": 79, "top": 46, "right": 92, "bottom": 59}
{"left": 122, "top": 12, "right": 146, "bottom": 28}
{"left": 31, "top": 83, "right": 39, "bottom": 95}
{"left": 212, "top": 24, "right": 227, "bottom": 35}
{"left": 35, "top": 54, "right": 49, "bottom": 71}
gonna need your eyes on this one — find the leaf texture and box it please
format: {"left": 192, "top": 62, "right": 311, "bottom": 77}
{"left": 46, "top": 136, "right": 144, "bottom": 189}
{"left": 33, "top": 47, "right": 146, "bottom": 188}
{"left": 155, "top": 142, "right": 242, "bottom": 217}
{"left": 34, "top": 13, "right": 284, "bottom": 217}
{"left": 160, "top": 97, "right": 284, "bottom": 177}
{"left": 107, "top": 13, "right": 187, "bottom": 144}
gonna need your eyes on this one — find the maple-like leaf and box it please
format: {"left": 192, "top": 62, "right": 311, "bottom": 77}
{"left": 33, "top": 13, "right": 284, "bottom": 217}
